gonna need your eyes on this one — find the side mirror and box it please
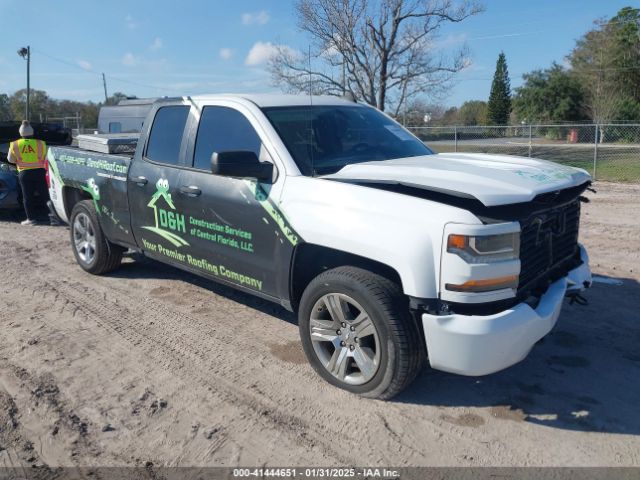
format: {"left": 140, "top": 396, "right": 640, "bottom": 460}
{"left": 211, "top": 151, "right": 273, "bottom": 182}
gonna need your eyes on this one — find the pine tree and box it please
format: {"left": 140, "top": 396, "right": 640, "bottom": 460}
{"left": 487, "top": 52, "right": 512, "bottom": 125}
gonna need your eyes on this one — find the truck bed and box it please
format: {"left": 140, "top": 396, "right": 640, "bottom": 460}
{"left": 48, "top": 145, "right": 134, "bottom": 247}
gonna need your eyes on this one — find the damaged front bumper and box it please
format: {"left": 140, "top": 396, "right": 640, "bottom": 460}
{"left": 422, "top": 245, "right": 592, "bottom": 376}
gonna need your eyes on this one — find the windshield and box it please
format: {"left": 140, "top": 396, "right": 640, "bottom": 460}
{"left": 262, "top": 105, "right": 434, "bottom": 176}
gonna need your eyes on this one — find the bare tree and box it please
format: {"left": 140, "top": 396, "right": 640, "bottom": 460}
{"left": 589, "top": 75, "right": 620, "bottom": 142}
{"left": 268, "top": 0, "right": 483, "bottom": 113}
{"left": 400, "top": 97, "right": 444, "bottom": 125}
{"left": 570, "top": 16, "right": 625, "bottom": 139}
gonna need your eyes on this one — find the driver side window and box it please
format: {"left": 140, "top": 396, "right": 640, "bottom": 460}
{"left": 193, "top": 107, "right": 263, "bottom": 171}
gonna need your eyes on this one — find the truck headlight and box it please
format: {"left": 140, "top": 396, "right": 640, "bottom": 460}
{"left": 442, "top": 226, "right": 521, "bottom": 298}
{"left": 447, "top": 232, "right": 520, "bottom": 264}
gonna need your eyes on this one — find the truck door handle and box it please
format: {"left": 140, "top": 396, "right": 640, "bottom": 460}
{"left": 132, "top": 176, "right": 148, "bottom": 186}
{"left": 180, "top": 185, "right": 201, "bottom": 197}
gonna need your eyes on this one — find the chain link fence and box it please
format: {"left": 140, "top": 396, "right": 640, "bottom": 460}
{"left": 407, "top": 124, "right": 640, "bottom": 182}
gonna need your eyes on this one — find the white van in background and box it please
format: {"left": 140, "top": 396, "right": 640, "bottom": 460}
{"left": 97, "top": 98, "right": 157, "bottom": 134}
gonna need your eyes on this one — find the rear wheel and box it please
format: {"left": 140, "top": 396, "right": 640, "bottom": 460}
{"left": 298, "top": 266, "right": 424, "bottom": 400}
{"left": 69, "top": 200, "right": 122, "bottom": 274}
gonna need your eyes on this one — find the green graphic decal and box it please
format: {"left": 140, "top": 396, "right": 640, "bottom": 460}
{"left": 513, "top": 167, "right": 575, "bottom": 184}
{"left": 81, "top": 178, "right": 101, "bottom": 214}
{"left": 243, "top": 180, "right": 299, "bottom": 246}
{"left": 57, "top": 153, "right": 129, "bottom": 176}
{"left": 142, "top": 178, "right": 190, "bottom": 248}
{"left": 141, "top": 238, "right": 263, "bottom": 291}
{"left": 189, "top": 217, "right": 254, "bottom": 253}
{"left": 46, "top": 151, "right": 64, "bottom": 185}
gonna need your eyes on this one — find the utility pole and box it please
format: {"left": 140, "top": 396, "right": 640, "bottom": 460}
{"left": 17, "top": 46, "right": 30, "bottom": 121}
{"left": 26, "top": 46, "right": 30, "bottom": 121}
{"left": 593, "top": 124, "right": 599, "bottom": 181}
{"left": 102, "top": 73, "right": 109, "bottom": 103}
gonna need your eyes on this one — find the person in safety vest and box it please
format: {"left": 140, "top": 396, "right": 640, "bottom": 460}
{"left": 7, "top": 121, "right": 49, "bottom": 226}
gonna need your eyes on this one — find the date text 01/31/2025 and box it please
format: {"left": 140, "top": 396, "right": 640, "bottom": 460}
{"left": 232, "top": 468, "right": 400, "bottom": 478}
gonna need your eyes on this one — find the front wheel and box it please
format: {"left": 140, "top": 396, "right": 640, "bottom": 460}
{"left": 69, "top": 200, "right": 123, "bottom": 275}
{"left": 298, "top": 266, "right": 424, "bottom": 400}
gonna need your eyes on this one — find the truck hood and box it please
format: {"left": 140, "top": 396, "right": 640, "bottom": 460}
{"left": 323, "top": 153, "right": 591, "bottom": 207}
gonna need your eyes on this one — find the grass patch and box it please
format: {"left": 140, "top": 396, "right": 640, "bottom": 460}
{"left": 428, "top": 143, "right": 640, "bottom": 182}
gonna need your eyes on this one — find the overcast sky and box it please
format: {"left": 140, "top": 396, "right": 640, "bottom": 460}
{"left": 0, "top": 0, "right": 634, "bottom": 107}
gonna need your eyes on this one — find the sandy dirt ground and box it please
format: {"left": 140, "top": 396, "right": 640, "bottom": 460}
{"left": 0, "top": 181, "right": 638, "bottom": 469}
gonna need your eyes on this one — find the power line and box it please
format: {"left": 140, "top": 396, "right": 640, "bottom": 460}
{"left": 106, "top": 74, "right": 173, "bottom": 92}
{"left": 26, "top": 28, "right": 640, "bottom": 91}
{"left": 30, "top": 47, "right": 175, "bottom": 95}
{"left": 455, "top": 64, "right": 640, "bottom": 83}
{"left": 467, "top": 16, "right": 639, "bottom": 42}
{"left": 31, "top": 48, "right": 96, "bottom": 75}
{"left": 469, "top": 30, "right": 548, "bottom": 41}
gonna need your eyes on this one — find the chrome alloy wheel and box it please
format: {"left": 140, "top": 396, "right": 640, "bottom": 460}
{"left": 309, "top": 293, "right": 381, "bottom": 385}
{"left": 73, "top": 212, "right": 96, "bottom": 264}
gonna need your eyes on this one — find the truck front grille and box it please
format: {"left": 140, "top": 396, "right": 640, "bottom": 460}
{"left": 518, "top": 199, "right": 581, "bottom": 294}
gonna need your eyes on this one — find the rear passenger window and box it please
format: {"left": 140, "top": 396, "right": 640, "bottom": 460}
{"left": 193, "top": 107, "right": 262, "bottom": 171}
{"left": 146, "top": 106, "right": 190, "bottom": 166}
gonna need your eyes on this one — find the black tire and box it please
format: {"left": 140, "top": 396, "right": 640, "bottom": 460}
{"left": 298, "top": 266, "right": 424, "bottom": 400}
{"left": 69, "top": 200, "right": 123, "bottom": 275}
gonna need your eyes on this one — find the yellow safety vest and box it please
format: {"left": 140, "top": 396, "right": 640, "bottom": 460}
{"left": 10, "top": 138, "right": 47, "bottom": 172}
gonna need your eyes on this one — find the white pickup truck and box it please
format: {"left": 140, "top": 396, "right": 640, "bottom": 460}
{"left": 47, "top": 94, "right": 592, "bottom": 399}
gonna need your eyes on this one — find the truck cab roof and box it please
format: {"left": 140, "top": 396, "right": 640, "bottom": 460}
{"left": 165, "top": 93, "right": 361, "bottom": 108}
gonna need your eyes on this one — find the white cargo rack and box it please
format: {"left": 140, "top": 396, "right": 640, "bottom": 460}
{"left": 76, "top": 133, "right": 139, "bottom": 155}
